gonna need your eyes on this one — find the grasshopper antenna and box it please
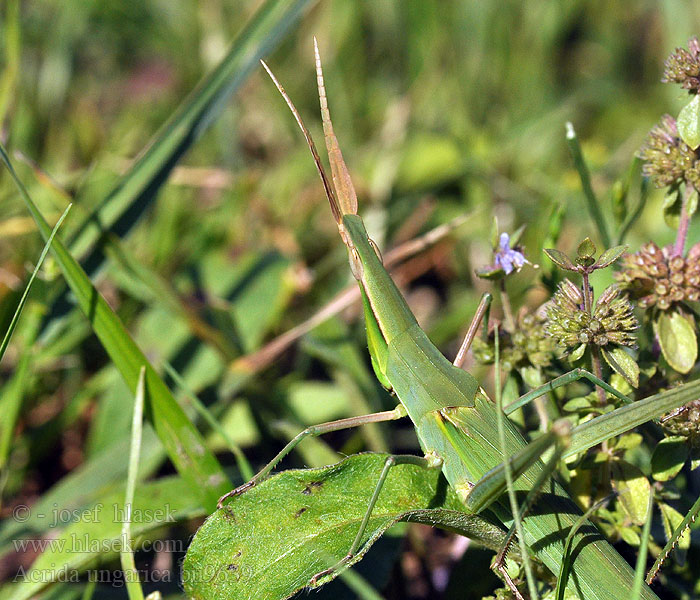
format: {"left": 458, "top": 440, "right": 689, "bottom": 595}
{"left": 314, "top": 37, "right": 358, "bottom": 217}
{"left": 260, "top": 58, "right": 342, "bottom": 225}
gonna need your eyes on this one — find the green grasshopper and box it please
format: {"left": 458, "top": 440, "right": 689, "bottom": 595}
{"left": 218, "top": 41, "right": 659, "bottom": 600}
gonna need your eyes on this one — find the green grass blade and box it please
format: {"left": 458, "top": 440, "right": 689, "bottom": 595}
{"left": 120, "top": 367, "right": 146, "bottom": 600}
{"left": 617, "top": 165, "right": 648, "bottom": 245}
{"left": 494, "top": 324, "right": 538, "bottom": 599}
{"left": 556, "top": 495, "right": 612, "bottom": 600}
{"left": 0, "top": 304, "right": 42, "bottom": 472}
{"left": 0, "top": 203, "right": 71, "bottom": 363}
{"left": 565, "top": 121, "right": 611, "bottom": 248}
{"left": 631, "top": 493, "right": 655, "bottom": 599}
{"left": 0, "top": 144, "right": 229, "bottom": 511}
{"left": 162, "top": 360, "right": 254, "bottom": 481}
{"left": 0, "top": 430, "right": 165, "bottom": 552}
{"left": 3, "top": 476, "right": 205, "bottom": 600}
{"left": 67, "top": 0, "right": 315, "bottom": 263}
{"left": 337, "top": 568, "right": 385, "bottom": 600}
{"left": 566, "top": 379, "right": 700, "bottom": 458}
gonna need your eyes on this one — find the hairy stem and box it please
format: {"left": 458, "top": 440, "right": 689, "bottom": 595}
{"left": 674, "top": 183, "right": 693, "bottom": 257}
{"left": 591, "top": 346, "right": 607, "bottom": 406}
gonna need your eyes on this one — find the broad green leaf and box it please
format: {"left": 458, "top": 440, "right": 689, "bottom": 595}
{"left": 562, "top": 397, "right": 593, "bottom": 412}
{"left": 610, "top": 460, "right": 651, "bottom": 526}
{"left": 0, "top": 146, "right": 229, "bottom": 511}
{"left": 654, "top": 311, "right": 698, "bottom": 374}
{"left": 659, "top": 502, "right": 691, "bottom": 553}
{"left": 651, "top": 436, "right": 688, "bottom": 482}
{"left": 569, "top": 343, "right": 587, "bottom": 362}
{"left": 3, "top": 477, "right": 204, "bottom": 600}
{"left": 200, "top": 251, "right": 294, "bottom": 354}
{"left": 620, "top": 527, "right": 641, "bottom": 546}
{"left": 183, "top": 453, "right": 505, "bottom": 600}
{"left": 662, "top": 187, "right": 681, "bottom": 229}
{"left": 614, "top": 433, "right": 643, "bottom": 451}
{"left": 544, "top": 248, "right": 576, "bottom": 271}
{"left": 677, "top": 93, "right": 700, "bottom": 150}
{"left": 601, "top": 346, "right": 639, "bottom": 388}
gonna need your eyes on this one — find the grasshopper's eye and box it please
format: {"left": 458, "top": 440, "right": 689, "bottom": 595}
{"left": 349, "top": 247, "right": 363, "bottom": 280}
{"left": 369, "top": 238, "right": 383, "bottom": 264}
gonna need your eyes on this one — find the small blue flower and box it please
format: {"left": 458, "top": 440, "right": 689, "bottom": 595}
{"left": 494, "top": 232, "right": 526, "bottom": 275}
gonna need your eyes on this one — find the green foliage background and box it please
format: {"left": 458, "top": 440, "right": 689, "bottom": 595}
{"left": 1, "top": 1, "right": 700, "bottom": 599}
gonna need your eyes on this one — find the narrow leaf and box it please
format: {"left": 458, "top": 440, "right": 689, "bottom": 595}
{"left": 544, "top": 248, "right": 576, "bottom": 271}
{"left": 654, "top": 311, "right": 698, "bottom": 374}
{"left": 5, "top": 477, "right": 204, "bottom": 600}
{"left": 67, "top": 0, "right": 315, "bottom": 262}
{"left": 121, "top": 367, "right": 146, "bottom": 600}
{"left": 594, "top": 245, "right": 628, "bottom": 270}
{"left": 0, "top": 203, "right": 71, "bottom": 363}
{"left": 630, "top": 493, "right": 654, "bottom": 600}
{"left": 566, "top": 379, "right": 700, "bottom": 458}
{"left": 565, "top": 122, "right": 611, "bottom": 247}
{"left": 0, "top": 145, "right": 229, "bottom": 510}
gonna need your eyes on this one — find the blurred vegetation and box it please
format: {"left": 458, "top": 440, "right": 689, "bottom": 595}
{"left": 2, "top": 1, "right": 700, "bottom": 599}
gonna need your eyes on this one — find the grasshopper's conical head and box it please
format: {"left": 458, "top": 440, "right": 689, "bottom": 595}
{"left": 313, "top": 37, "right": 358, "bottom": 218}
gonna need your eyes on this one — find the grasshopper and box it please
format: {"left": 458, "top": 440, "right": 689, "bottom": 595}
{"left": 218, "top": 40, "right": 659, "bottom": 600}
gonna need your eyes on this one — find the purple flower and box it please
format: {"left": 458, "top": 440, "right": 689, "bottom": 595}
{"left": 494, "top": 232, "right": 526, "bottom": 275}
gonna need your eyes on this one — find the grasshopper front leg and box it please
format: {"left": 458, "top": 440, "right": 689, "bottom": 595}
{"left": 309, "top": 453, "right": 442, "bottom": 586}
{"left": 217, "top": 405, "right": 407, "bottom": 508}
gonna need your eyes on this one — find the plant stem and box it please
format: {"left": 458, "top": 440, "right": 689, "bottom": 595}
{"left": 674, "top": 183, "right": 693, "bottom": 257}
{"left": 591, "top": 346, "right": 607, "bottom": 406}
{"left": 581, "top": 272, "right": 592, "bottom": 314}
{"left": 581, "top": 271, "right": 606, "bottom": 404}
{"left": 499, "top": 279, "right": 516, "bottom": 333}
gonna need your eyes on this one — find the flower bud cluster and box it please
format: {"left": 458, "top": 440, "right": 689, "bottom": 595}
{"left": 662, "top": 37, "right": 700, "bottom": 93}
{"left": 545, "top": 280, "right": 637, "bottom": 349}
{"left": 662, "top": 400, "right": 700, "bottom": 448}
{"left": 638, "top": 115, "right": 700, "bottom": 189}
{"left": 616, "top": 242, "right": 700, "bottom": 310}
{"left": 472, "top": 310, "right": 557, "bottom": 372}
